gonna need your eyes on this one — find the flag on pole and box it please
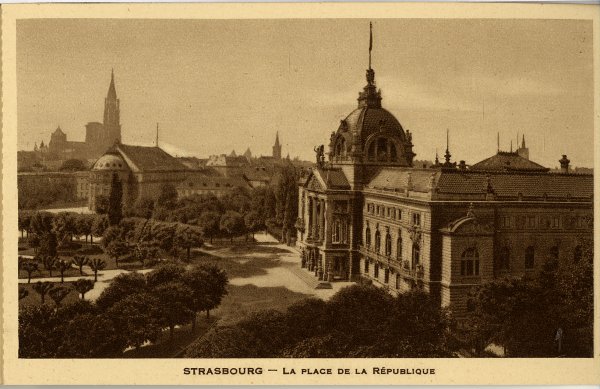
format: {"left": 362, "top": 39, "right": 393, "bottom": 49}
{"left": 369, "top": 22, "right": 373, "bottom": 52}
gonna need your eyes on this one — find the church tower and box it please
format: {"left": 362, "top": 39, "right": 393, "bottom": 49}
{"left": 103, "top": 69, "right": 122, "bottom": 146}
{"left": 517, "top": 134, "right": 529, "bottom": 160}
{"left": 273, "top": 132, "right": 282, "bottom": 159}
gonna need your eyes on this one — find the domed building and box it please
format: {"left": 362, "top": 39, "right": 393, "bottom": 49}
{"left": 88, "top": 142, "right": 189, "bottom": 210}
{"left": 297, "top": 27, "right": 592, "bottom": 313}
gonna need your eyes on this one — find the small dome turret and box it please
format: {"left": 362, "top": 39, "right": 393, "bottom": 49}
{"left": 92, "top": 153, "right": 127, "bottom": 171}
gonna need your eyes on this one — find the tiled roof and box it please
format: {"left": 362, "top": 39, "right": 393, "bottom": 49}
{"left": 114, "top": 144, "right": 187, "bottom": 172}
{"left": 471, "top": 152, "right": 548, "bottom": 172}
{"left": 367, "top": 167, "right": 592, "bottom": 200}
{"left": 311, "top": 168, "right": 350, "bottom": 190}
{"left": 437, "top": 171, "right": 592, "bottom": 199}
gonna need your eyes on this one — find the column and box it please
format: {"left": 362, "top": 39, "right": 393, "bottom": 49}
{"left": 312, "top": 198, "right": 318, "bottom": 238}
{"left": 307, "top": 197, "right": 313, "bottom": 237}
{"left": 319, "top": 199, "right": 326, "bottom": 241}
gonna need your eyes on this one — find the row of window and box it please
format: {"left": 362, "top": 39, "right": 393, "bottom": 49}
{"left": 499, "top": 215, "right": 589, "bottom": 229}
{"left": 364, "top": 260, "right": 401, "bottom": 288}
{"left": 365, "top": 203, "right": 423, "bottom": 226}
{"left": 496, "top": 244, "right": 583, "bottom": 271}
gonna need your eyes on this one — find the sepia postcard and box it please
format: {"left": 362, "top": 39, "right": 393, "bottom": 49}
{"left": 1, "top": 2, "right": 600, "bottom": 385}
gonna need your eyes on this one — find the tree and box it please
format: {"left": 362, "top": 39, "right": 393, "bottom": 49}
{"left": 91, "top": 214, "right": 109, "bottom": 243}
{"left": 56, "top": 259, "right": 72, "bottom": 283}
{"left": 95, "top": 195, "right": 110, "bottom": 214}
{"left": 106, "top": 293, "right": 163, "bottom": 349}
{"left": 146, "top": 263, "right": 186, "bottom": 288}
{"left": 74, "top": 278, "right": 95, "bottom": 300}
{"left": 72, "top": 255, "right": 90, "bottom": 275}
{"left": 198, "top": 211, "right": 220, "bottom": 244}
{"left": 29, "top": 211, "right": 54, "bottom": 237}
{"left": 19, "top": 287, "right": 29, "bottom": 300}
{"left": 76, "top": 215, "right": 94, "bottom": 244}
{"left": 38, "top": 232, "right": 58, "bottom": 257}
{"left": 185, "top": 326, "right": 259, "bottom": 358}
{"left": 21, "top": 261, "right": 39, "bottom": 283}
{"left": 133, "top": 242, "right": 158, "bottom": 269}
{"left": 131, "top": 197, "right": 155, "bottom": 219}
{"left": 48, "top": 286, "right": 71, "bottom": 308}
{"left": 274, "top": 164, "right": 299, "bottom": 244}
{"left": 108, "top": 173, "right": 123, "bottom": 226}
{"left": 18, "top": 212, "right": 33, "bottom": 238}
{"left": 101, "top": 225, "right": 124, "bottom": 249}
{"left": 182, "top": 266, "right": 227, "bottom": 331}
{"left": 32, "top": 281, "right": 53, "bottom": 305}
{"left": 152, "top": 281, "right": 194, "bottom": 341}
{"left": 89, "top": 258, "right": 107, "bottom": 282}
{"left": 244, "top": 210, "right": 264, "bottom": 239}
{"left": 52, "top": 212, "right": 77, "bottom": 246}
{"left": 96, "top": 272, "right": 148, "bottom": 311}
{"left": 56, "top": 313, "right": 125, "bottom": 358}
{"left": 59, "top": 158, "right": 86, "bottom": 171}
{"left": 219, "top": 211, "right": 245, "bottom": 242}
{"left": 41, "top": 255, "right": 57, "bottom": 277}
{"left": 105, "top": 239, "right": 128, "bottom": 268}
{"left": 176, "top": 226, "right": 203, "bottom": 261}
{"left": 157, "top": 183, "right": 178, "bottom": 209}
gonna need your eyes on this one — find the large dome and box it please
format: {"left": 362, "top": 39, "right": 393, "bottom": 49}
{"left": 340, "top": 106, "right": 406, "bottom": 142}
{"left": 328, "top": 68, "right": 415, "bottom": 166}
{"left": 92, "top": 153, "right": 127, "bottom": 171}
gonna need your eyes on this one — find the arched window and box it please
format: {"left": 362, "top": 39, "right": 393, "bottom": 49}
{"left": 364, "top": 258, "right": 370, "bottom": 273}
{"left": 385, "top": 232, "right": 392, "bottom": 256}
{"left": 461, "top": 247, "right": 480, "bottom": 276}
{"left": 574, "top": 245, "right": 582, "bottom": 262}
{"left": 377, "top": 138, "right": 388, "bottom": 161}
{"left": 375, "top": 230, "right": 381, "bottom": 253}
{"left": 365, "top": 226, "right": 371, "bottom": 248}
{"left": 335, "top": 138, "right": 346, "bottom": 156}
{"left": 374, "top": 262, "right": 380, "bottom": 278}
{"left": 525, "top": 246, "right": 535, "bottom": 269}
{"left": 384, "top": 268, "right": 390, "bottom": 284}
{"left": 412, "top": 244, "right": 420, "bottom": 267}
{"left": 368, "top": 142, "right": 376, "bottom": 161}
{"left": 396, "top": 236, "right": 403, "bottom": 260}
{"left": 498, "top": 246, "right": 510, "bottom": 270}
{"left": 390, "top": 143, "right": 397, "bottom": 161}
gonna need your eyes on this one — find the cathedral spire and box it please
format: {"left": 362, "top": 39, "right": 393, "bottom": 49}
{"left": 103, "top": 69, "right": 122, "bottom": 146}
{"left": 272, "top": 131, "right": 282, "bottom": 159}
{"left": 107, "top": 68, "right": 117, "bottom": 100}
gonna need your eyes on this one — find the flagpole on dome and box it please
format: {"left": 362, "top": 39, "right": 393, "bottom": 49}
{"left": 369, "top": 21, "right": 373, "bottom": 70}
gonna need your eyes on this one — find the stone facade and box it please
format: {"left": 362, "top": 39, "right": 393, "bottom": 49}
{"left": 297, "top": 61, "right": 593, "bottom": 314}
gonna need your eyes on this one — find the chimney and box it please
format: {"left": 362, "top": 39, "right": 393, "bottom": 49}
{"left": 458, "top": 160, "right": 467, "bottom": 170}
{"left": 559, "top": 155, "right": 570, "bottom": 173}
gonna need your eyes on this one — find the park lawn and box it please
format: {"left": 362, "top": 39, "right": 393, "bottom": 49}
{"left": 19, "top": 281, "right": 81, "bottom": 309}
{"left": 121, "top": 243, "right": 311, "bottom": 358}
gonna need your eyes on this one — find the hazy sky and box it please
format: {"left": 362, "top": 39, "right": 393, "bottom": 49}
{"left": 17, "top": 18, "right": 594, "bottom": 167}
